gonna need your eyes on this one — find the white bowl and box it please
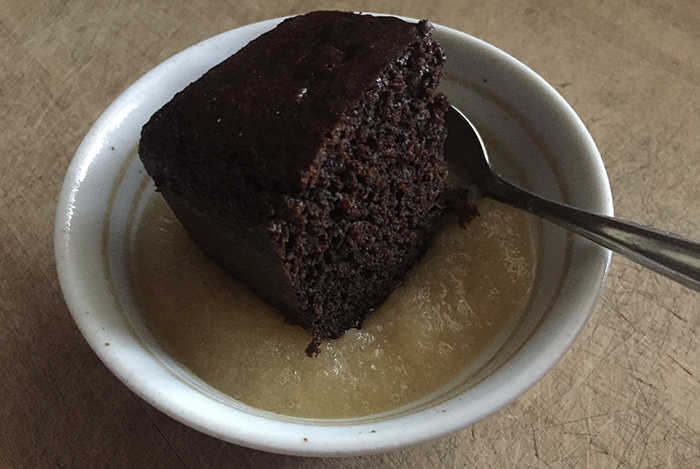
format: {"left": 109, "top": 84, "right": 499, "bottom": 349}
{"left": 54, "top": 15, "right": 612, "bottom": 457}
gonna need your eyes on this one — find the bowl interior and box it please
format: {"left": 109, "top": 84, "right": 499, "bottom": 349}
{"left": 55, "top": 17, "right": 612, "bottom": 457}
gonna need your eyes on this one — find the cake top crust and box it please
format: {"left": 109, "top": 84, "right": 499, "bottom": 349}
{"left": 140, "top": 11, "right": 433, "bottom": 195}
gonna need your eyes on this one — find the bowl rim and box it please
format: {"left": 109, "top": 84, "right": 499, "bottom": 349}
{"left": 54, "top": 14, "right": 612, "bottom": 457}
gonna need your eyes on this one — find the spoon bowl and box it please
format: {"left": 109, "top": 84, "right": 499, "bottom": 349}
{"left": 445, "top": 105, "right": 700, "bottom": 292}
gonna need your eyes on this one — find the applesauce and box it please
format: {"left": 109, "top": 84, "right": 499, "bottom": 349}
{"left": 133, "top": 194, "right": 535, "bottom": 418}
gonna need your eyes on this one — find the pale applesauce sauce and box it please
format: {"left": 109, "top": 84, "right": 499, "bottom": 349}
{"left": 134, "top": 194, "right": 535, "bottom": 418}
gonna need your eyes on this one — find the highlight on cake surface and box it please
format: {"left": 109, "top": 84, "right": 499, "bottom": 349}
{"left": 138, "top": 11, "right": 452, "bottom": 355}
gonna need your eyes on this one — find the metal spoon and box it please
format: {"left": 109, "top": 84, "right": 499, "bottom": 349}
{"left": 444, "top": 105, "right": 700, "bottom": 292}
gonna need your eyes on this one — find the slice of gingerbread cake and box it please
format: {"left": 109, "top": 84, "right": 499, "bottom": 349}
{"left": 139, "top": 11, "right": 450, "bottom": 355}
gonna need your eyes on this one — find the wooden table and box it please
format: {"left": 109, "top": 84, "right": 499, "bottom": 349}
{"left": 3, "top": 1, "right": 700, "bottom": 467}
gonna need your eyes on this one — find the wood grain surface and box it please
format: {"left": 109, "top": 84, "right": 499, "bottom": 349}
{"left": 2, "top": 0, "right": 700, "bottom": 467}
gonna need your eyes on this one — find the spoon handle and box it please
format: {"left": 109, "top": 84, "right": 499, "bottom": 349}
{"left": 491, "top": 178, "right": 700, "bottom": 292}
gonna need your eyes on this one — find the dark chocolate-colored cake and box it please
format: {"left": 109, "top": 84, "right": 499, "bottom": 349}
{"left": 139, "top": 11, "right": 450, "bottom": 355}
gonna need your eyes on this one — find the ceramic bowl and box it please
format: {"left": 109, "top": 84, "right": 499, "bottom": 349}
{"left": 54, "top": 15, "right": 612, "bottom": 456}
